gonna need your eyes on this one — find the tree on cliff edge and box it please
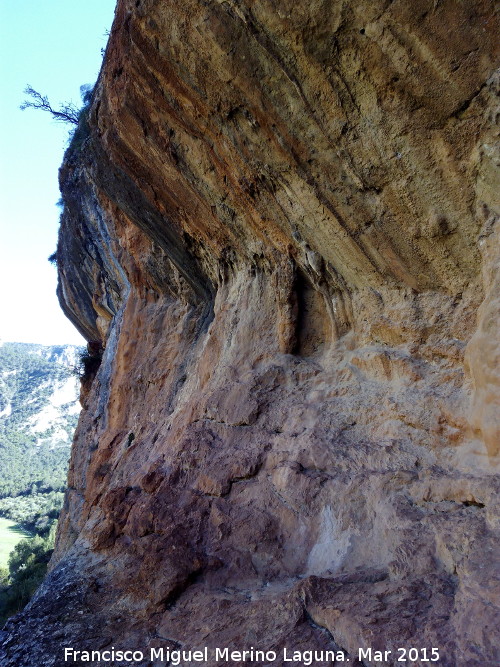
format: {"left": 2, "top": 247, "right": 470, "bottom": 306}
{"left": 20, "top": 86, "right": 80, "bottom": 125}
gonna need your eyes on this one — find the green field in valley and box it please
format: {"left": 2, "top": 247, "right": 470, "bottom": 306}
{"left": 0, "top": 517, "right": 32, "bottom": 568}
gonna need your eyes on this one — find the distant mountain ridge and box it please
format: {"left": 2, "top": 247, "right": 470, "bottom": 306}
{"left": 0, "top": 342, "right": 81, "bottom": 498}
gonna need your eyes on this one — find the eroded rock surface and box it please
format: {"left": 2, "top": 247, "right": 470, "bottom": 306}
{"left": 2, "top": 1, "right": 499, "bottom": 665}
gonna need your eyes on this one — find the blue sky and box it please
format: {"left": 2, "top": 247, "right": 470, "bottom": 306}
{"left": 0, "top": 0, "right": 117, "bottom": 345}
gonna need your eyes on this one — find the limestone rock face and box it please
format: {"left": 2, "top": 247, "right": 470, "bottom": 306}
{"left": 2, "top": 1, "right": 499, "bottom": 665}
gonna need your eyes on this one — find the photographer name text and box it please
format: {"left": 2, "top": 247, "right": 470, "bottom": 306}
{"left": 64, "top": 646, "right": 440, "bottom": 664}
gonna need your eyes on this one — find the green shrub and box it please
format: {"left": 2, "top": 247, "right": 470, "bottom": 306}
{"left": 74, "top": 346, "right": 102, "bottom": 382}
{"left": 0, "top": 529, "right": 55, "bottom": 625}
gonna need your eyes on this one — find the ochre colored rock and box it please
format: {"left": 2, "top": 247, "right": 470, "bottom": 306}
{"left": 2, "top": 1, "right": 499, "bottom": 665}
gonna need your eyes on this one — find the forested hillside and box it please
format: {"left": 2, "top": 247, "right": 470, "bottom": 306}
{"left": 0, "top": 342, "right": 80, "bottom": 499}
{"left": 0, "top": 342, "right": 81, "bottom": 624}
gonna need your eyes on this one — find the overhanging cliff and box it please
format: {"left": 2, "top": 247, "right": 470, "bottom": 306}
{"left": 2, "top": 1, "right": 499, "bottom": 665}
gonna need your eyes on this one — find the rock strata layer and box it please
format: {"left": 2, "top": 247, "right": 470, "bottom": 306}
{"left": 2, "top": 1, "right": 499, "bottom": 665}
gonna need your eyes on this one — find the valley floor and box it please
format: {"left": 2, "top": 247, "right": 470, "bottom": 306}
{"left": 0, "top": 518, "right": 31, "bottom": 569}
